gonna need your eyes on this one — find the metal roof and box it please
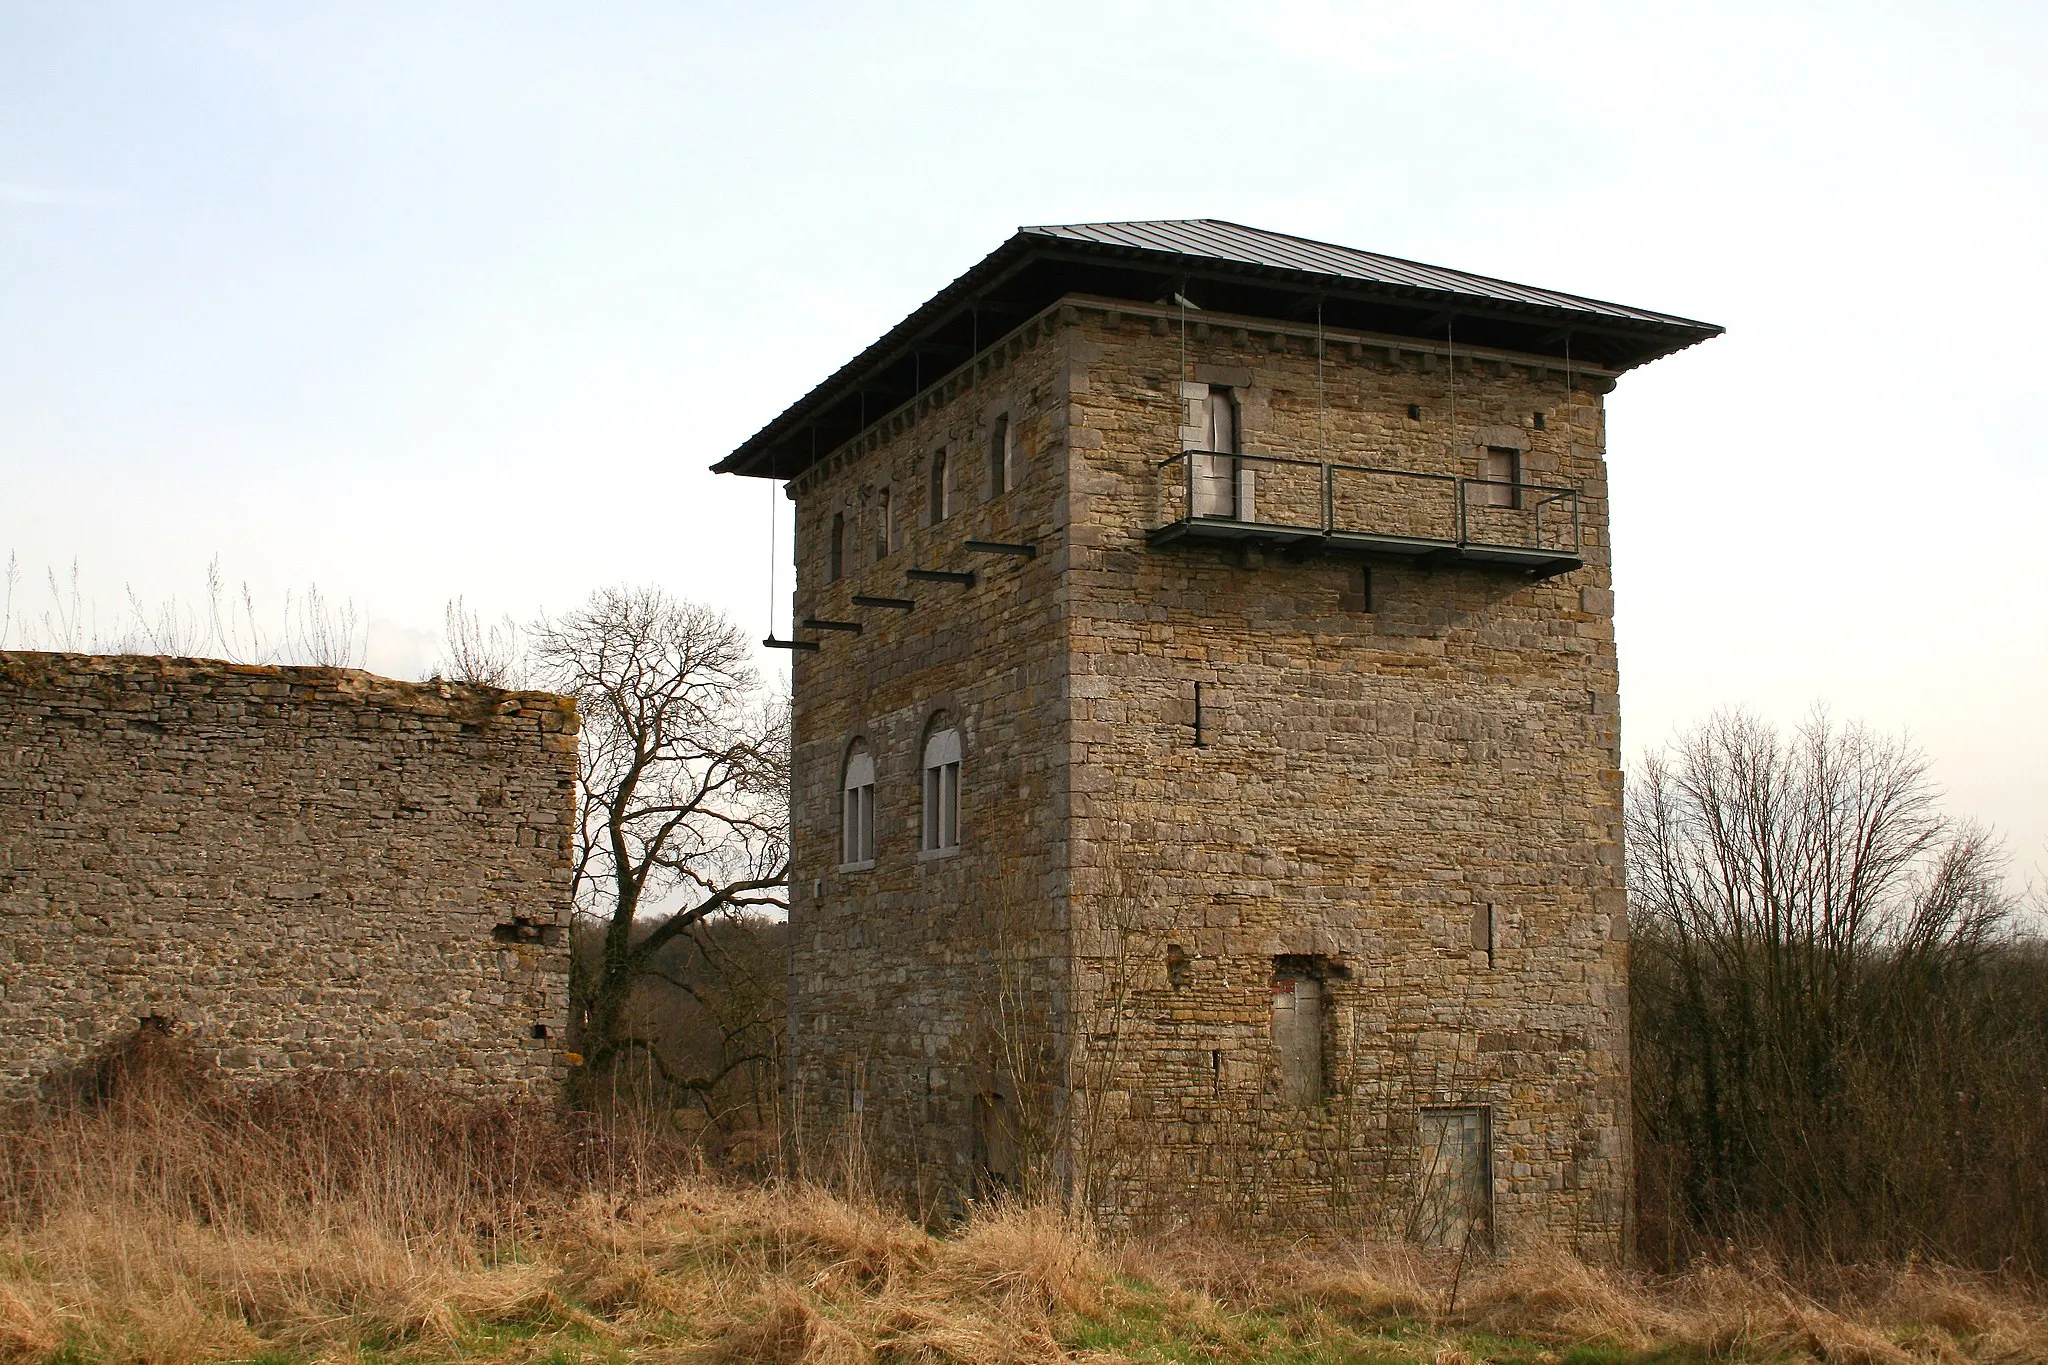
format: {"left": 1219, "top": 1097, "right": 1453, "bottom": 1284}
{"left": 1023, "top": 220, "right": 1708, "bottom": 330}
{"left": 713, "top": 220, "right": 1721, "bottom": 481}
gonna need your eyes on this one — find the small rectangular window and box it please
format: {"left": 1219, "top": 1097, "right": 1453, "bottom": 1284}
{"left": 828, "top": 511, "right": 846, "bottom": 581}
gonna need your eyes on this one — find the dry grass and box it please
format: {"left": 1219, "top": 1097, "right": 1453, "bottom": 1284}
{"left": 4, "top": 1039, "right": 2045, "bottom": 1364}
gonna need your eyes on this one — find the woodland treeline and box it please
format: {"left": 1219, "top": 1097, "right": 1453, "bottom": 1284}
{"left": 1627, "top": 711, "right": 2047, "bottom": 1272}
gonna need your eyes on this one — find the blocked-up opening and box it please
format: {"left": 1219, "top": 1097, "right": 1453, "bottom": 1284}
{"left": 1271, "top": 961, "right": 1325, "bottom": 1107}
{"left": 973, "top": 1090, "right": 1019, "bottom": 1193}
{"left": 1415, "top": 1106, "right": 1494, "bottom": 1250}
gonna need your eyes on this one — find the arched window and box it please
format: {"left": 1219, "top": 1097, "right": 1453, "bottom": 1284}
{"left": 921, "top": 715, "right": 960, "bottom": 854}
{"left": 828, "top": 511, "right": 846, "bottom": 582}
{"left": 841, "top": 740, "right": 875, "bottom": 866}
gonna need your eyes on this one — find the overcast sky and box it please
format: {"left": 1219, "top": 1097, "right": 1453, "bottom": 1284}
{"left": 2, "top": 1, "right": 2042, "bottom": 880}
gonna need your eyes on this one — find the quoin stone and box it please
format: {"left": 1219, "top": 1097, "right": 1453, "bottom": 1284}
{"left": 715, "top": 221, "right": 1720, "bottom": 1256}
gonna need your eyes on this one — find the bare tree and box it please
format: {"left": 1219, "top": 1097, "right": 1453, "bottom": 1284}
{"left": 530, "top": 586, "right": 789, "bottom": 1094}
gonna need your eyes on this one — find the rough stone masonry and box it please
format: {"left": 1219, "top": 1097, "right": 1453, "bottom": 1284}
{"left": 0, "top": 652, "right": 579, "bottom": 1100}
{"left": 718, "top": 220, "right": 1719, "bottom": 1257}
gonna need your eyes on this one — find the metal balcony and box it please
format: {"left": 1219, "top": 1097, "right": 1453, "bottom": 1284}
{"left": 1149, "top": 451, "right": 1583, "bottom": 578}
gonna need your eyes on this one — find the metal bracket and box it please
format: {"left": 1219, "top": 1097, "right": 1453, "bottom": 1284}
{"left": 964, "top": 539, "right": 1037, "bottom": 558}
{"left": 762, "top": 636, "right": 820, "bottom": 651}
{"left": 907, "top": 568, "right": 977, "bottom": 586}
{"left": 802, "top": 617, "right": 862, "bottom": 633}
{"left": 851, "top": 594, "right": 916, "bottom": 611}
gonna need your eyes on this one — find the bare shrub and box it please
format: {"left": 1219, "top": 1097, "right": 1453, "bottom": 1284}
{"left": 574, "top": 911, "right": 787, "bottom": 1165}
{"left": 0, "top": 552, "right": 366, "bottom": 667}
{"left": 434, "top": 594, "right": 525, "bottom": 687}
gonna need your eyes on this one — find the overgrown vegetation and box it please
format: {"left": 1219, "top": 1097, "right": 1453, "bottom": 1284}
{"left": 6, "top": 1033, "right": 2043, "bottom": 1364}
{"left": 1, "top": 553, "right": 366, "bottom": 667}
{"left": 1628, "top": 710, "right": 2048, "bottom": 1273}
{"left": 571, "top": 912, "right": 787, "bottom": 1170}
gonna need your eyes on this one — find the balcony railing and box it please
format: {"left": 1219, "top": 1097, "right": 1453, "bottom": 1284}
{"left": 1151, "top": 451, "right": 1583, "bottom": 577}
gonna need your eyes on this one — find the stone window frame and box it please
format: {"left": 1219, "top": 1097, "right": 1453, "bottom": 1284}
{"left": 1469, "top": 425, "right": 1529, "bottom": 512}
{"left": 918, "top": 702, "right": 963, "bottom": 860}
{"left": 839, "top": 736, "right": 876, "bottom": 871}
{"left": 1182, "top": 365, "right": 1255, "bottom": 521}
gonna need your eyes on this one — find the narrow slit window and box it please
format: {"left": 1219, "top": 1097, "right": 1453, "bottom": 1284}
{"left": 828, "top": 511, "right": 846, "bottom": 581}
{"left": 1341, "top": 564, "right": 1374, "bottom": 613}
{"left": 929, "top": 448, "right": 952, "bottom": 524}
{"left": 841, "top": 741, "right": 875, "bottom": 866}
{"left": 1471, "top": 902, "right": 1495, "bottom": 966}
{"left": 921, "top": 717, "right": 961, "bottom": 854}
{"left": 874, "top": 487, "right": 894, "bottom": 562}
{"left": 988, "top": 413, "right": 1012, "bottom": 495}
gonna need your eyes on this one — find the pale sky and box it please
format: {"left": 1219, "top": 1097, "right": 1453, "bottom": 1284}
{"left": 2, "top": 2, "right": 2042, "bottom": 881}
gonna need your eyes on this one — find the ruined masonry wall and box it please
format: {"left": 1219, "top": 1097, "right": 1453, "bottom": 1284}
{"left": 0, "top": 653, "right": 578, "bottom": 1100}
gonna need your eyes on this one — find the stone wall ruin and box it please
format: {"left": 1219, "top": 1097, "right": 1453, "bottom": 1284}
{"left": 0, "top": 652, "right": 578, "bottom": 1100}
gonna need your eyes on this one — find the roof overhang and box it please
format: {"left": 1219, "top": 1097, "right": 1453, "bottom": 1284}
{"left": 713, "top": 221, "right": 1722, "bottom": 482}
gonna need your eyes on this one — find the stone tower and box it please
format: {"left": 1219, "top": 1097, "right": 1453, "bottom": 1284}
{"left": 713, "top": 221, "right": 1718, "bottom": 1255}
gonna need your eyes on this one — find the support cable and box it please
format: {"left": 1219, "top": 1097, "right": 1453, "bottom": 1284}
{"left": 1316, "top": 299, "right": 1327, "bottom": 456}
